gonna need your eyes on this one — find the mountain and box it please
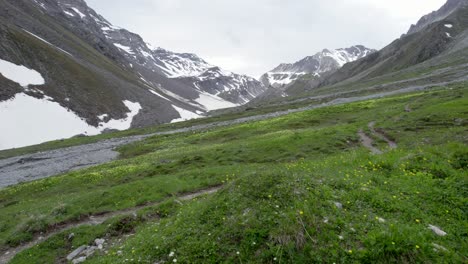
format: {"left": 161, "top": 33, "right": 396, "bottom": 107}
{"left": 260, "top": 45, "right": 375, "bottom": 89}
{"left": 0, "top": 0, "right": 266, "bottom": 149}
{"left": 276, "top": 0, "right": 468, "bottom": 97}
{"left": 407, "top": 0, "right": 468, "bottom": 35}
{"left": 94, "top": 18, "right": 266, "bottom": 107}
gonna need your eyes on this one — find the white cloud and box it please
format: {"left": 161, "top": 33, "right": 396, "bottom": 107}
{"left": 86, "top": 0, "right": 446, "bottom": 77}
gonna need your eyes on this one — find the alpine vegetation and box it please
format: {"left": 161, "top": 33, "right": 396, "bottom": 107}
{"left": 0, "top": 0, "right": 467, "bottom": 263}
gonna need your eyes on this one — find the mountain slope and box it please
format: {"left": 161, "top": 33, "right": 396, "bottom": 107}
{"left": 0, "top": 0, "right": 265, "bottom": 149}
{"left": 407, "top": 0, "right": 468, "bottom": 34}
{"left": 316, "top": 0, "right": 468, "bottom": 89}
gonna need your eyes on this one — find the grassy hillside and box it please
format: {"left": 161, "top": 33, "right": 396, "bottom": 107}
{"left": 1, "top": 83, "right": 467, "bottom": 263}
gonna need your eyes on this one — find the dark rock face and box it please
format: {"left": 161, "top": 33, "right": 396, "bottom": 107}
{"left": 407, "top": 0, "right": 468, "bottom": 35}
{"left": 260, "top": 45, "right": 375, "bottom": 89}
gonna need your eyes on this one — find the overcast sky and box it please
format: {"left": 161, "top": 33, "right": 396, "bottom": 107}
{"left": 86, "top": 0, "right": 446, "bottom": 78}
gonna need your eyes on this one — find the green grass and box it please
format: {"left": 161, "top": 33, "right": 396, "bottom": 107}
{"left": 1, "top": 84, "right": 467, "bottom": 263}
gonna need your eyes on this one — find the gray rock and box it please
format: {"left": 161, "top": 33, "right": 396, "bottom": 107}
{"left": 67, "top": 245, "right": 87, "bottom": 261}
{"left": 95, "top": 238, "right": 105, "bottom": 250}
{"left": 83, "top": 246, "right": 98, "bottom": 257}
{"left": 334, "top": 202, "right": 343, "bottom": 209}
{"left": 95, "top": 238, "right": 105, "bottom": 246}
{"left": 428, "top": 225, "right": 447, "bottom": 236}
{"left": 72, "top": 256, "right": 87, "bottom": 264}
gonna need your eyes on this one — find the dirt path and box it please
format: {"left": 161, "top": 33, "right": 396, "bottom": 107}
{"left": 0, "top": 186, "right": 221, "bottom": 264}
{"left": 358, "top": 129, "right": 383, "bottom": 155}
{"left": 368, "top": 122, "right": 398, "bottom": 149}
{"left": 358, "top": 122, "right": 398, "bottom": 154}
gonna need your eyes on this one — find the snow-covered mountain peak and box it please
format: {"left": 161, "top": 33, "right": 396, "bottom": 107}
{"left": 260, "top": 45, "right": 376, "bottom": 88}
{"left": 152, "top": 49, "right": 214, "bottom": 78}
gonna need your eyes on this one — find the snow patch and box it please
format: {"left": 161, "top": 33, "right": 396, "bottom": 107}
{"left": 145, "top": 42, "right": 156, "bottom": 51}
{"left": 154, "top": 53, "right": 213, "bottom": 78}
{"left": 23, "top": 30, "right": 73, "bottom": 57}
{"left": 444, "top": 24, "right": 453, "bottom": 28}
{"left": 99, "top": 100, "right": 141, "bottom": 131}
{"left": 98, "top": 114, "right": 108, "bottom": 121}
{"left": 195, "top": 92, "right": 238, "bottom": 111}
{"left": 265, "top": 72, "right": 307, "bottom": 87}
{"left": 71, "top": 7, "right": 86, "bottom": 19}
{"left": 64, "top": 10, "right": 75, "bottom": 17}
{"left": 0, "top": 58, "right": 45, "bottom": 87}
{"left": 101, "top": 24, "right": 121, "bottom": 32}
{"left": 0, "top": 94, "right": 141, "bottom": 150}
{"left": 32, "top": 0, "right": 46, "bottom": 9}
{"left": 148, "top": 89, "right": 171, "bottom": 101}
{"left": 445, "top": 32, "right": 452, "bottom": 38}
{"left": 114, "top": 43, "right": 134, "bottom": 54}
{"left": 158, "top": 87, "right": 203, "bottom": 109}
{"left": 171, "top": 105, "right": 201, "bottom": 123}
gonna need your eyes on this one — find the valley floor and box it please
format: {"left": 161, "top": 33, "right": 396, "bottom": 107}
{"left": 0, "top": 81, "right": 456, "bottom": 189}
{"left": 0, "top": 83, "right": 466, "bottom": 263}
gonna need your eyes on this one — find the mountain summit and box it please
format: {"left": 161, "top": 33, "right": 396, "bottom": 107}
{"left": 260, "top": 45, "right": 375, "bottom": 88}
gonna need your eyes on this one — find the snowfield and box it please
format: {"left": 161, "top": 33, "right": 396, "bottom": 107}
{"left": 0, "top": 94, "right": 142, "bottom": 150}
{"left": 171, "top": 105, "right": 201, "bottom": 123}
{"left": 113, "top": 43, "right": 134, "bottom": 54}
{"left": 195, "top": 92, "right": 238, "bottom": 111}
{"left": 0, "top": 59, "right": 45, "bottom": 87}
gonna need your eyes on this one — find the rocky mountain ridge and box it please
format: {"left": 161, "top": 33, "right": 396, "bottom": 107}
{"left": 407, "top": 0, "right": 468, "bottom": 35}
{"left": 260, "top": 45, "right": 375, "bottom": 89}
